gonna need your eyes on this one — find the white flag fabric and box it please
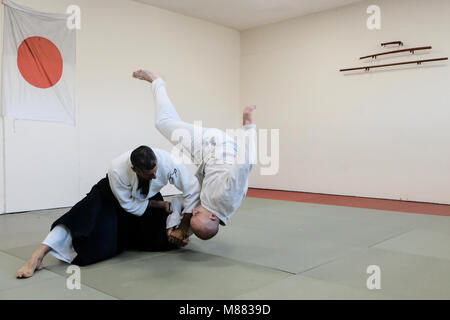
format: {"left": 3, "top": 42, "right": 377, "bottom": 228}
{"left": 2, "top": 0, "right": 76, "bottom": 125}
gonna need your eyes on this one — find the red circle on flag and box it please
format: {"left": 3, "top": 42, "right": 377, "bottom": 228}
{"left": 17, "top": 36, "right": 63, "bottom": 89}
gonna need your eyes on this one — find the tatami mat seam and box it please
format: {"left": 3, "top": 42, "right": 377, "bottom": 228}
{"left": 367, "top": 228, "right": 416, "bottom": 248}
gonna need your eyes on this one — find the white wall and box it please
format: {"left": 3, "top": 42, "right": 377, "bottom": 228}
{"left": 0, "top": 3, "right": 6, "bottom": 214}
{"left": 0, "top": 0, "right": 240, "bottom": 213}
{"left": 2, "top": 0, "right": 448, "bottom": 213}
{"left": 241, "top": 0, "right": 450, "bottom": 204}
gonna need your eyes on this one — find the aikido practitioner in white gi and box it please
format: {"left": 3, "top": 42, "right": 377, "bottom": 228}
{"left": 16, "top": 146, "right": 199, "bottom": 278}
{"left": 132, "top": 70, "right": 257, "bottom": 241}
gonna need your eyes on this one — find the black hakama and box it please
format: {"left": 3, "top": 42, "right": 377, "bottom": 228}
{"left": 51, "top": 176, "right": 177, "bottom": 266}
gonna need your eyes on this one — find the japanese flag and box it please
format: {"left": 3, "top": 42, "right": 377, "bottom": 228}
{"left": 2, "top": 0, "right": 76, "bottom": 125}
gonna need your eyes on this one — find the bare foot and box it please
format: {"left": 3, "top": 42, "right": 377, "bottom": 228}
{"left": 243, "top": 105, "right": 256, "bottom": 126}
{"left": 16, "top": 255, "right": 44, "bottom": 279}
{"left": 16, "top": 244, "right": 50, "bottom": 279}
{"left": 132, "top": 69, "right": 164, "bottom": 83}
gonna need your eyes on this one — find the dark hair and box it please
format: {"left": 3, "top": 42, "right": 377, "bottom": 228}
{"left": 130, "top": 146, "right": 157, "bottom": 171}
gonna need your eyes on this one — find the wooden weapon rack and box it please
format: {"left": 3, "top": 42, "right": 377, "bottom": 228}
{"left": 340, "top": 41, "right": 448, "bottom": 72}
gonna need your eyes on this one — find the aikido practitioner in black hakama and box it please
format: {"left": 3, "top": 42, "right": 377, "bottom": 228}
{"left": 16, "top": 146, "right": 200, "bottom": 278}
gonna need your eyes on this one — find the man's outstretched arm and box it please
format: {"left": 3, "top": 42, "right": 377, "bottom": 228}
{"left": 166, "top": 196, "right": 191, "bottom": 247}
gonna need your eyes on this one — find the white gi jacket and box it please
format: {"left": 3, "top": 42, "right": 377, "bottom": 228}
{"left": 108, "top": 148, "right": 201, "bottom": 216}
{"left": 197, "top": 124, "right": 256, "bottom": 226}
